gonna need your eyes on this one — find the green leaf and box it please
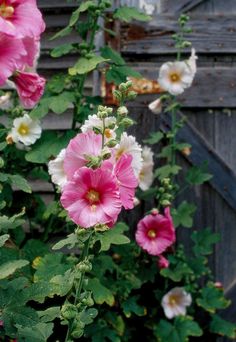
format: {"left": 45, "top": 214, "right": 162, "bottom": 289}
{"left": 106, "top": 65, "right": 142, "bottom": 85}
{"left": 0, "top": 211, "right": 25, "bottom": 232}
{"left": 154, "top": 316, "right": 203, "bottom": 342}
{"left": 8, "top": 174, "right": 32, "bottom": 193}
{"left": 52, "top": 233, "right": 77, "bottom": 250}
{"left": 210, "top": 314, "right": 236, "bottom": 339}
{"left": 172, "top": 201, "right": 196, "bottom": 228}
{"left": 0, "top": 260, "right": 29, "bottom": 280}
{"left": 114, "top": 6, "right": 151, "bottom": 23}
{"left": 80, "top": 308, "right": 98, "bottom": 325}
{"left": 49, "top": 92, "right": 75, "bottom": 114}
{"left": 30, "top": 98, "right": 51, "bottom": 120}
{"left": 143, "top": 131, "right": 164, "bottom": 144}
{"left": 23, "top": 239, "right": 49, "bottom": 262}
{"left": 50, "top": 26, "right": 72, "bottom": 40}
{"left": 25, "top": 131, "right": 75, "bottom": 164}
{"left": 186, "top": 164, "right": 212, "bottom": 185}
{"left": 0, "top": 234, "right": 9, "bottom": 247}
{"left": 161, "top": 260, "right": 193, "bottom": 282}
{"left": 38, "top": 307, "right": 61, "bottom": 323}
{"left": 87, "top": 278, "right": 115, "bottom": 306}
{"left": 16, "top": 322, "right": 53, "bottom": 342}
{"left": 121, "top": 295, "right": 146, "bottom": 318}
{"left": 191, "top": 228, "right": 220, "bottom": 256}
{"left": 97, "top": 222, "right": 130, "bottom": 252}
{"left": 51, "top": 43, "right": 74, "bottom": 58}
{"left": 3, "top": 306, "right": 39, "bottom": 335}
{"left": 69, "top": 1, "right": 95, "bottom": 26}
{"left": 155, "top": 165, "right": 182, "bottom": 180}
{"left": 197, "top": 283, "right": 230, "bottom": 313}
{"left": 101, "top": 46, "right": 125, "bottom": 65}
{"left": 69, "top": 55, "right": 108, "bottom": 75}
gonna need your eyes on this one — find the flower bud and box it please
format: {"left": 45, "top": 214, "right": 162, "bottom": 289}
{"left": 101, "top": 149, "right": 112, "bottom": 160}
{"left": 127, "top": 91, "right": 137, "bottom": 100}
{"left": 61, "top": 304, "right": 77, "bottom": 320}
{"left": 92, "top": 126, "right": 102, "bottom": 134}
{"left": 113, "top": 90, "right": 122, "bottom": 101}
{"left": 151, "top": 208, "right": 159, "bottom": 216}
{"left": 94, "top": 223, "right": 109, "bottom": 232}
{"left": 119, "top": 117, "right": 134, "bottom": 127}
{"left": 117, "top": 106, "right": 128, "bottom": 117}
{"left": 161, "top": 199, "right": 171, "bottom": 207}
{"left": 106, "top": 139, "right": 118, "bottom": 148}
{"left": 119, "top": 83, "right": 127, "bottom": 91}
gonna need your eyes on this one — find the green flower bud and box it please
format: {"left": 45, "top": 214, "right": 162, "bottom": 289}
{"left": 127, "top": 91, "right": 137, "bottom": 100}
{"left": 162, "top": 178, "right": 170, "bottom": 186}
{"left": 113, "top": 90, "right": 122, "bottom": 101}
{"left": 106, "top": 139, "right": 118, "bottom": 148}
{"left": 72, "top": 329, "right": 84, "bottom": 339}
{"left": 119, "top": 83, "right": 127, "bottom": 91}
{"left": 61, "top": 304, "right": 77, "bottom": 320}
{"left": 101, "top": 148, "right": 112, "bottom": 160}
{"left": 159, "top": 187, "right": 165, "bottom": 193}
{"left": 94, "top": 223, "right": 109, "bottom": 232}
{"left": 119, "top": 118, "right": 134, "bottom": 127}
{"left": 117, "top": 106, "right": 128, "bottom": 117}
{"left": 161, "top": 199, "right": 171, "bottom": 207}
{"left": 125, "top": 80, "right": 133, "bottom": 88}
{"left": 93, "top": 126, "right": 102, "bottom": 134}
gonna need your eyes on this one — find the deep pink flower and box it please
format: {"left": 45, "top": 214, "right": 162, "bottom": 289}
{"left": 13, "top": 71, "right": 46, "bottom": 108}
{"left": 135, "top": 207, "right": 176, "bottom": 256}
{"left": 61, "top": 167, "right": 122, "bottom": 228}
{"left": 0, "top": 32, "right": 26, "bottom": 85}
{"left": 158, "top": 255, "right": 169, "bottom": 269}
{"left": 0, "top": 0, "right": 45, "bottom": 38}
{"left": 113, "top": 154, "right": 138, "bottom": 209}
{"left": 64, "top": 131, "right": 102, "bottom": 180}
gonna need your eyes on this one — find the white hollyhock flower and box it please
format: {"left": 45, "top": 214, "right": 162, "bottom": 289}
{"left": 158, "top": 61, "right": 194, "bottom": 96}
{"left": 114, "top": 132, "right": 143, "bottom": 178}
{"left": 139, "top": 146, "right": 154, "bottom": 191}
{"left": 148, "top": 98, "right": 162, "bottom": 114}
{"left": 48, "top": 149, "right": 67, "bottom": 189}
{"left": 161, "top": 287, "right": 192, "bottom": 319}
{"left": 81, "top": 114, "right": 117, "bottom": 142}
{"left": 10, "top": 113, "right": 42, "bottom": 146}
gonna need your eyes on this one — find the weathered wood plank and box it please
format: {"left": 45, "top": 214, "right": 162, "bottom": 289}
{"left": 160, "top": 111, "right": 236, "bottom": 211}
{"left": 160, "top": 0, "right": 207, "bottom": 13}
{"left": 38, "top": 0, "right": 77, "bottom": 9}
{"left": 125, "top": 66, "right": 236, "bottom": 108}
{"left": 121, "top": 15, "right": 236, "bottom": 54}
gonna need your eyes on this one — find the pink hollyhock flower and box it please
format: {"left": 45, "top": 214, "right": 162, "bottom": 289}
{"left": 0, "top": 32, "right": 26, "bottom": 85}
{"left": 61, "top": 167, "right": 122, "bottom": 228}
{"left": 135, "top": 207, "right": 175, "bottom": 256}
{"left": 19, "top": 36, "right": 40, "bottom": 71}
{"left": 13, "top": 71, "right": 46, "bottom": 108}
{"left": 0, "top": 0, "right": 45, "bottom": 38}
{"left": 64, "top": 131, "right": 102, "bottom": 180}
{"left": 158, "top": 255, "right": 169, "bottom": 269}
{"left": 113, "top": 154, "right": 138, "bottom": 210}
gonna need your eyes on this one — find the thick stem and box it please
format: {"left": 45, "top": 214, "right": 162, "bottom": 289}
{"left": 65, "top": 233, "right": 92, "bottom": 342}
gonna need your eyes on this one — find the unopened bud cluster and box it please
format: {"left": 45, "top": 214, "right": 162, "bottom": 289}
{"left": 157, "top": 177, "right": 174, "bottom": 207}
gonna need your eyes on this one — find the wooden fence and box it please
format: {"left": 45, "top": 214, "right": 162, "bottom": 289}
{"left": 37, "top": 0, "right": 236, "bottom": 327}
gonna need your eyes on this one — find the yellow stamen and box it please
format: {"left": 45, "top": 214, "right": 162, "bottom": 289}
{"left": 18, "top": 123, "right": 29, "bottom": 136}
{"left": 116, "top": 148, "right": 125, "bottom": 160}
{"left": 0, "top": 4, "right": 14, "bottom": 18}
{"left": 168, "top": 294, "right": 178, "bottom": 306}
{"left": 86, "top": 189, "right": 100, "bottom": 204}
{"left": 169, "top": 72, "right": 181, "bottom": 83}
{"left": 147, "top": 229, "right": 156, "bottom": 239}
{"left": 104, "top": 128, "right": 112, "bottom": 139}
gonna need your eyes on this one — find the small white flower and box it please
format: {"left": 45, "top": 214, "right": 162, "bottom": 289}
{"left": 81, "top": 114, "right": 117, "bottom": 142}
{"left": 161, "top": 287, "right": 192, "bottom": 319}
{"left": 187, "top": 48, "right": 198, "bottom": 77}
{"left": 148, "top": 98, "right": 162, "bottom": 114}
{"left": 10, "top": 113, "right": 42, "bottom": 146}
{"left": 48, "top": 149, "right": 67, "bottom": 189}
{"left": 139, "top": 146, "right": 154, "bottom": 191}
{"left": 114, "top": 132, "right": 143, "bottom": 178}
{"left": 158, "top": 61, "right": 194, "bottom": 96}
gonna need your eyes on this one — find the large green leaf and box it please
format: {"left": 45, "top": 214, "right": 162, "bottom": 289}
{"left": 0, "top": 260, "right": 29, "bottom": 280}
{"left": 186, "top": 164, "right": 212, "bottom": 185}
{"left": 172, "top": 201, "right": 196, "bottom": 228}
{"left": 69, "top": 55, "right": 108, "bottom": 75}
{"left": 25, "top": 131, "right": 75, "bottom": 164}
{"left": 87, "top": 278, "right": 115, "bottom": 306}
{"left": 197, "top": 283, "right": 230, "bottom": 313}
{"left": 191, "top": 228, "right": 220, "bottom": 256}
{"left": 101, "top": 46, "right": 125, "bottom": 65}
{"left": 154, "top": 316, "right": 203, "bottom": 342}
{"left": 97, "top": 222, "right": 130, "bottom": 252}
{"left": 52, "top": 233, "right": 78, "bottom": 250}
{"left": 121, "top": 295, "right": 146, "bottom": 318}
{"left": 51, "top": 43, "right": 74, "bottom": 58}
{"left": 210, "top": 314, "right": 236, "bottom": 339}
{"left": 16, "top": 322, "right": 53, "bottom": 342}
{"left": 114, "top": 6, "right": 151, "bottom": 22}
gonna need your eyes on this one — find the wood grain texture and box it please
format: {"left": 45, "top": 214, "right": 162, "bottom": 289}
{"left": 161, "top": 0, "right": 207, "bottom": 13}
{"left": 121, "top": 15, "right": 236, "bottom": 54}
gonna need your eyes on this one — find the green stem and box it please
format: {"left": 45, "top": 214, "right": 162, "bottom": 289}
{"left": 65, "top": 233, "right": 92, "bottom": 342}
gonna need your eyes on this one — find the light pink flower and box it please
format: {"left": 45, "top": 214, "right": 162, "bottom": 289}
{"left": 135, "top": 207, "right": 175, "bottom": 256}
{"left": 158, "top": 255, "right": 169, "bottom": 269}
{"left": 64, "top": 131, "right": 102, "bottom": 180}
{"left": 19, "top": 36, "right": 40, "bottom": 70}
{"left": 13, "top": 71, "right": 46, "bottom": 108}
{"left": 0, "top": 32, "right": 26, "bottom": 85}
{"left": 0, "top": 0, "right": 45, "bottom": 38}
{"left": 61, "top": 167, "right": 122, "bottom": 228}
{"left": 161, "top": 287, "right": 192, "bottom": 319}
{"left": 113, "top": 154, "right": 138, "bottom": 210}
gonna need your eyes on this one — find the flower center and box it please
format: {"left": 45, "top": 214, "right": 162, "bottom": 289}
{"left": 104, "top": 128, "right": 112, "bottom": 139}
{"left": 168, "top": 294, "right": 178, "bottom": 306}
{"left": 116, "top": 147, "right": 125, "bottom": 160}
{"left": 18, "top": 123, "right": 29, "bottom": 136}
{"left": 169, "top": 72, "right": 181, "bottom": 83}
{"left": 86, "top": 189, "right": 100, "bottom": 204}
{"left": 0, "top": 3, "right": 14, "bottom": 18}
{"left": 147, "top": 229, "right": 156, "bottom": 239}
